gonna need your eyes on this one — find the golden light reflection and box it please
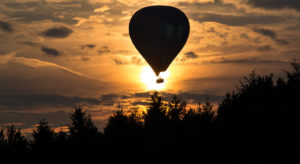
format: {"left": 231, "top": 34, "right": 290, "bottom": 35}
{"left": 140, "top": 65, "right": 170, "bottom": 90}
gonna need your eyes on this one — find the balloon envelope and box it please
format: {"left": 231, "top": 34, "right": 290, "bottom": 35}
{"left": 129, "top": 6, "right": 190, "bottom": 76}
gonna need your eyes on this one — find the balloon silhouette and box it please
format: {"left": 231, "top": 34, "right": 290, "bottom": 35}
{"left": 129, "top": 6, "right": 190, "bottom": 83}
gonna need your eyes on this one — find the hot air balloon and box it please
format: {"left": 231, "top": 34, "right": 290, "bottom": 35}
{"left": 129, "top": 6, "right": 190, "bottom": 83}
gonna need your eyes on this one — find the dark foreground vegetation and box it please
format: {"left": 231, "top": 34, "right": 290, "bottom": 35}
{"left": 1, "top": 62, "right": 300, "bottom": 162}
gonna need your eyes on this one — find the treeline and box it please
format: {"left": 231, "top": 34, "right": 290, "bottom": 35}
{"left": 0, "top": 62, "right": 300, "bottom": 162}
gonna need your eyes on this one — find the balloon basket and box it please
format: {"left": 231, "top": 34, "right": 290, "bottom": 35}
{"left": 156, "top": 77, "right": 164, "bottom": 83}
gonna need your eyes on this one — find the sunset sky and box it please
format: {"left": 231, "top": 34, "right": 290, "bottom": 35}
{"left": 1, "top": 0, "right": 300, "bottom": 135}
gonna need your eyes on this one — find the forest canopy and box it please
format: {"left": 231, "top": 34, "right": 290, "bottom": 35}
{"left": 0, "top": 62, "right": 299, "bottom": 162}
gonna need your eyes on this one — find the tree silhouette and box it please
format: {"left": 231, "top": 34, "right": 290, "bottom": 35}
{"left": 216, "top": 62, "right": 300, "bottom": 162}
{"left": 104, "top": 109, "right": 143, "bottom": 153}
{"left": 144, "top": 91, "right": 168, "bottom": 130}
{"left": 5, "top": 125, "right": 28, "bottom": 153}
{"left": 105, "top": 109, "right": 143, "bottom": 137}
{"left": 68, "top": 106, "right": 103, "bottom": 153}
{"left": 30, "top": 119, "right": 55, "bottom": 153}
{"left": 0, "top": 129, "right": 5, "bottom": 153}
{"left": 167, "top": 95, "right": 186, "bottom": 122}
{"left": 0, "top": 62, "right": 298, "bottom": 163}
{"left": 54, "top": 130, "right": 68, "bottom": 148}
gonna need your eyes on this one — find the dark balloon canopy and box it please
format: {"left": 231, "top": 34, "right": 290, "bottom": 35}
{"left": 129, "top": 6, "right": 190, "bottom": 77}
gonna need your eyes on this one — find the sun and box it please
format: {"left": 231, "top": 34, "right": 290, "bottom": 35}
{"left": 140, "top": 65, "right": 170, "bottom": 90}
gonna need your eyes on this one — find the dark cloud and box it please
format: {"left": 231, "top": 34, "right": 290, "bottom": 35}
{"left": 257, "top": 45, "right": 273, "bottom": 52}
{"left": 204, "top": 58, "right": 286, "bottom": 64}
{"left": 99, "top": 94, "right": 119, "bottom": 106}
{"left": 0, "top": 61, "right": 110, "bottom": 97}
{"left": 179, "top": 0, "right": 285, "bottom": 26}
{"left": 113, "top": 57, "right": 143, "bottom": 65}
{"left": 98, "top": 46, "right": 110, "bottom": 55}
{"left": 1, "top": 0, "right": 111, "bottom": 25}
{"left": 178, "top": 1, "right": 240, "bottom": 14}
{"left": 41, "top": 26, "right": 73, "bottom": 38}
{"left": 81, "top": 44, "right": 96, "bottom": 50}
{"left": 177, "top": 92, "right": 223, "bottom": 104}
{"left": 253, "top": 28, "right": 276, "bottom": 39}
{"left": 181, "top": 51, "right": 199, "bottom": 62}
{"left": 131, "top": 56, "right": 143, "bottom": 65}
{"left": 114, "top": 58, "right": 127, "bottom": 65}
{"left": 98, "top": 91, "right": 224, "bottom": 111}
{"left": 130, "top": 101, "right": 150, "bottom": 106}
{"left": 41, "top": 46, "right": 61, "bottom": 57}
{"left": 253, "top": 28, "right": 289, "bottom": 45}
{"left": 19, "top": 41, "right": 41, "bottom": 47}
{"left": 0, "top": 21, "right": 13, "bottom": 33}
{"left": 276, "top": 39, "right": 289, "bottom": 45}
{"left": 284, "top": 24, "right": 300, "bottom": 31}
{"left": 131, "top": 92, "right": 152, "bottom": 98}
{"left": 240, "top": 33, "right": 250, "bottom": 40}
{"left": 21, "top": 42, "right": 62, "bottom": 57}
{"left": 247, "top": 0, "right": 300, "bottom": 11}
{"left": 185, "top": 51, "right": 199, "bottom": 59}
{"left": 0, "top": 94, "right": 101, "bottom": 111}
{"left": 120, "top": 91, "right": 223, "bottom": 107}
{"left": 206, "top": 27, "right": 216, "bottom": 33}
{"left": 0, "top": 110, "right": 70, "bottom": 137}
{"left": 190, "top": 13, "right": 285, "bottom": 26}
{"left": 198, "top": 44, "right": 255, "bottom": 56}
{"left": 206, "top": 27, "right": 228, "bottom": 38}
{"left": 81, "top": 56, "right": 90, "bottom": 62}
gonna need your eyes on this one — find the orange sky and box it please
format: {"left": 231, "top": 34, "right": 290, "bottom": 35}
{"left": 1, "top": 0, "right": 300, "bottom": 135}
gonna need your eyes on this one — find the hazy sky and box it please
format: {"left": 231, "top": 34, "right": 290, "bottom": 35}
{"left": 1, "top": 0, "right": 300, "bottom": 134}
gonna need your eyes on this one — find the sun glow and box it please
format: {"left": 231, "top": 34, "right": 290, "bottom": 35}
{"left": 140, "top": 65, "right": 170, "bottom": 90}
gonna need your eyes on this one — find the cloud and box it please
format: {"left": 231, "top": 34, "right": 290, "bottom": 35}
{"left": 81, "top": 56, "right": 90, "bottom": 61}
{"left": 185, "top": 51, "right": 199, "bottom": 59}
{"left": 247, "top": 0, "right": 300, "bottom": 11}
{"left": 0, "top": 110, "right": 70, "bottom": 136}
{"left": 99, "top": 94, "right": 119, "bottom": 106}
{"left": 81, "top": 44, "right": 96, "bottom": 50}
{"left": 96, "top": 91, "right": 224, "bottom": 111}
{"left": 190, "top": 13, "right": 285, "bottom": 26}
{"left": 131, "top": 56, "right": 143, "bottom": 65}
{"left": 181, "top": 51, "right": 199, "bottom": 62}
{"left": 113, "top": 56, "right": 144, "bottom": 65}
{"left": 119, "top": 91, "right": 223, "bottom": 107}
{"left": 253, "top": 28, "right": 289, "bottom": 45}
{"left": 253, "top": 28, "right": 276, "bottom": 39}
{"left": 41, "top": 46, "right": 61, "bottom": 57}
{"left": 20, "top": 41, "right": 42, "bottom": 47}
{"left": 41, "top": 26, "right": 73, "bottom": 38}
{"left": 97, "top": 46, "right": 110, "bottom": 55}
{"left": 114, "top": 58, "right": 127, "bottom": 65}
{"left": 206, "top": 27, "right": 228, "bottom": 38}
{"left": 198, "top": 44, "right": 256, "bottom": 55}
{"left": 0, "top": 21, "right": 13, "bottom": 33}
{"left": 203, "top": 58, "right": 286, "bottom": 64}
{"left": 1, "top": 0, "right": 109, "bottom": 25}
{"left": 0, "top": 52, "right": 110, "bottom": 97}
{"left": 257, "top": 45, "right": 273, "bottom": 52}
{"left": 0, "top": 94, "right": 101, "bottom": 111}
{"left": 20, "top": 42, "right": 61, "bottom": 57}
{"left": 240, "top": 33, "right": 250, "bottom": 40}
{"left": 176, "top": 92, "right": 224, "bottom": 104}
{"left": 0, "top": 52, "right": 91, "bottom": 79}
